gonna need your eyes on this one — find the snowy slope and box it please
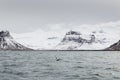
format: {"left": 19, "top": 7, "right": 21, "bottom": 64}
{"left": 12, "top": 21, "right": 120, "bottom": 50}
{"left": 0, "top": 31, "right": 31, "bottom": 50}
{"left": 55, "top": 30, "right": 115, "bottom": 50}
{"left": 12, "top": 29, "right": 65, "bottom": 50}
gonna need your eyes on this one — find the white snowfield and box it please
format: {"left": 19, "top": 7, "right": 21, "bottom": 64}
{"left": 12, "top": 21, "right": 120, "bottom": 50}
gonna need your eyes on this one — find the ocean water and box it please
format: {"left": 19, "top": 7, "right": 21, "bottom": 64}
{"left": 0, "top": 51, "right": 120, "bottom": 80}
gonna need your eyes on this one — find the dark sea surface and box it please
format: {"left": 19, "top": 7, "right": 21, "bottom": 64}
{"left": 0, "top": 51, "right": 120, "bottom": 80}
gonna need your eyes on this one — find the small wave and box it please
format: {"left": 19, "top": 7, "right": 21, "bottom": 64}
{"left": 1, "top": 69, "right": 28, "bottom": 78}
{"left": 113, "top": 76, "right": 120, "bottom": 79}
{"left": 80, "top": 77, "right": 99, "bottom": 80}
{"left": 105, "top": 67, "right": 120, "bottom": 72}
{"left": 92, "top": 73, "right": 104, "bottom": 78}
{"left": 74, "top": 66, "right": 84, "bottom": 69}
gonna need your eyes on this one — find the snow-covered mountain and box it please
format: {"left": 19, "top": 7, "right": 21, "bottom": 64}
{"left": 0, "top": 31, "right": 31, "bottom": 50}
{"left": 56, "top": 30, "right": 96, "bottom": 50}
{"left": 105, "top": 40, "right": 120, "bottom": 51}
{"left": 11, "top": 21, "right": 120, "bottom": 50}
{"left": 55, "top": 30, "right": 113, "bottom": 50}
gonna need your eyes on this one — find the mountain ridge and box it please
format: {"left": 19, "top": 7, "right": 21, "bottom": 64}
{"left": 0, "top": 31, "right": 32, "bottom": 50}
{"left": 105, "top": 40, "right": 120, "bottom": 51}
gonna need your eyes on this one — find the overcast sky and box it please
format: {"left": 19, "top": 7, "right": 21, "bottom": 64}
{"left": 0, "top": 0, "right": 120, "bottom": 33}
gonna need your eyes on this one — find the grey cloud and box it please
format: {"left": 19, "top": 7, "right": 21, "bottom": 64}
{"left": 0, "top": 0, "right": 120, "bottom": 33}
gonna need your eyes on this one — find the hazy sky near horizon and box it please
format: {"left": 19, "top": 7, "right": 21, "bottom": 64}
{"left": 0, "top": 0, "right": 120, "bottom": 33}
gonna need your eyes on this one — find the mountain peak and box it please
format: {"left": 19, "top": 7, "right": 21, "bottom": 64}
{"left": 0, "top": 31, "right": 12, "bottom": 38}
{"left": 0, "top": 30, "right": 32, "bottom": 50}
{"left": 66, "top": 30, "right": 81, "bottom": 35}
{"left": 61, "top": 30, "right": 83, "bottom": 43}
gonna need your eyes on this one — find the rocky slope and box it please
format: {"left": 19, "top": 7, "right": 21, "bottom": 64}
{"left": 0, "top": 31, "right": 32, "bottom": 50}
{"left": 105, "top": 40, "right": 120, "bottom": 51}
{"left": 56, "top": 30, "right": 98, "bottom": 50}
